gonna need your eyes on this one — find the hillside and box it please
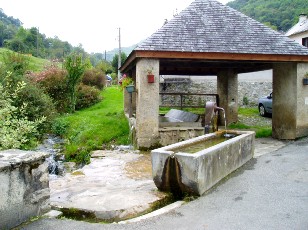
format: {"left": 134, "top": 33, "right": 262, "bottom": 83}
{"left": 0, "top": 48, "right": 51, "bottom": 72}
{"left": 227, "top": 0, "right": 308, "bottom": 32}
{"left": 105, "top": 43, "right": 139, "bottom": 62}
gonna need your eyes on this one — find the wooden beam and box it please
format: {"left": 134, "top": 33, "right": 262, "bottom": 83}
{"left": 135, "top": 50, "right": 308, "bottom": 62}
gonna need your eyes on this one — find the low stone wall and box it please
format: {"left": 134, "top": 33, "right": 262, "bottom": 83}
{"left": 160, "top": 79, "right": 272, "bottom": 107}
{"left": 0, "top": 149, "right": 50, "bottom": 229}
{"left": 159, "top": 127, "right": 204, "bottom": 146}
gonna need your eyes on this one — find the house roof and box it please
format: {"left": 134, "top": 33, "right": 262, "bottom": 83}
{"left": 285, "top": 14, "right": 308, "bottom": 37}
{"left": 136, "top": 0, "right": 308, "bottom": 55}
{"left": 121, "top": 0, "right": 308, "bottom": 73}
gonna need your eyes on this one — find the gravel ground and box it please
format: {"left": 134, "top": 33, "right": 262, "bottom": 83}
{"left": 238, "top": 114, "right": 272, "bottom": 127}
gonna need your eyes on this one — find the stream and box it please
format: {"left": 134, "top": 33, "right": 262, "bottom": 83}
{"left": 36, "top": 134, "right": 65, "bottom": 175}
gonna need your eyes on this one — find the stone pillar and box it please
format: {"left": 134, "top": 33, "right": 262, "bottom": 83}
{"left": 217, "top": 70, "right": 238, "bottom": 125}
{"left": 135, "top": 59, "right": 160, "bottom": 149}
{"left": 273, "top": 62, "right": 308, "bottom": 139}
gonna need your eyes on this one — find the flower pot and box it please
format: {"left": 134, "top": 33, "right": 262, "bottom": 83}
{"left": 147, "top": 74, "right": 155, "bottom": 83}
{"left": 303, "top": 78, "right": 308, "bottom": 85}
{"left": 125, "top": 85, "right": 135, "bottom": 93}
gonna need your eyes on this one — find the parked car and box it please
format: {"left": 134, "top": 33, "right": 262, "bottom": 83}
{"left": 258, "top": 92, "right": 272, "bottom": 117}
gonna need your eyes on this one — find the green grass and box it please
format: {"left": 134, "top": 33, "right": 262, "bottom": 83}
{"left": 228, "top": 108, "right": 272, "bottom": 138}
{"left": 55, "top": 86, "right": 130, "bottom": 164}
{"left": 238, "top": 107, "right": 259, "bottom": 116}
{"left": 0, "top": 47, "right": 52, "bottom": 72}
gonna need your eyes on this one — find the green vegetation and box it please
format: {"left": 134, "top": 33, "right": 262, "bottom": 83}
{"left": 64, "top": 53, "right": 87, "bottom": 113}
{"left": 0, "top": 49, "right": 112, "bottom": 155}
{"left": 0, "top": 72, "right": 46, "bottom": 150}
{"left": 53, "top": 86, "right": 130, "bottom": 164}
{"left": 0, "top": 47, "right": 51, "bottom": 72}
{"left": 228, "top": 108, "right": 272, "bottom": 138}
{"left": 227, "top": 0, "right": 308, "bottom": 32}
{"left": 238, "top": 107, "right": 259, "bottom": 116}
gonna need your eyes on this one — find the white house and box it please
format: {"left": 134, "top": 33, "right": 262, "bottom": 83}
{"left": 285, "top": 14, "right": 308, "bottom": 47}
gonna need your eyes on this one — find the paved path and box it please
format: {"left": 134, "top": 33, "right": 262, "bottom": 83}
{"left": 20, "top": 137, "right": 308, "bottom": 230}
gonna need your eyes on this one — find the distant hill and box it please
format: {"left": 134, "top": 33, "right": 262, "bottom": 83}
{"left": 227, "top": 0, "right": 308, "bottom": 32}
{"left": 105, "top": 43, "right": 139, "bottom": 62}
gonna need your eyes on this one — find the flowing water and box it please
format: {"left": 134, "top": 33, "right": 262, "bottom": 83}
{"left": 220, "top": 108, "right": 235, "bottom": 138}
{"left": 36, "top": 134, "right": 65, "bottom": 175}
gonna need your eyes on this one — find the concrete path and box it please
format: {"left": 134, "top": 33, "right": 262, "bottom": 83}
{"left": 20, "top": 137, "right": 308, "bottom": 229}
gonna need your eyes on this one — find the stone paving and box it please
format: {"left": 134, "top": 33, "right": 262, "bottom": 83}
{"left": 48, "top": 136, "right": 287, "bottom": 223}
{"left": 49, "top": 150, "right": 167, "bottom": 222}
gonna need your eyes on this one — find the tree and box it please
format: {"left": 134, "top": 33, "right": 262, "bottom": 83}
{"left": 227, "top": 0, "right": 308, "bottom": 32}
{"left": 111, "top": 52, "right": 127, "bottom": 73}
{"left": 64, "top": 53, "right": 86, "bottom": 113}
{"left": 96, "top": 60, "right": 113, "bottom": 74}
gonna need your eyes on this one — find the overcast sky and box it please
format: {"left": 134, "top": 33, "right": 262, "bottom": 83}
{"left": 1, "top": 0, "right": 231, "bottom": 53}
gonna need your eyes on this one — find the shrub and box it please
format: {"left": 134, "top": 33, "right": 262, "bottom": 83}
{"left": 51, "top": 118, "right": 69, "bottom": 137}
{"left": 0, "top": 73, "right": 46, "bottom": 150}
{"left": 31, "top": 65, "right": 70, "bottom": 113}
{"left": 82, "top": 68, "right": 105, "bottom": 90}
{"left": 1, "top": 51, "right": 30, "bottom": 77}
{"left": 76, "top": 83, "right": 102, "bottom": 110}
{"left": 243, "top": 96, "right": 249, "bottom": 106}
{"left": 14, "top": 80, "right": 57, "bottom": 133}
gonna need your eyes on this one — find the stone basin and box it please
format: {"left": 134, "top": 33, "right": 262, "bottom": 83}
{"left": 151, "top": 130, "right": 255, "bottom": 196}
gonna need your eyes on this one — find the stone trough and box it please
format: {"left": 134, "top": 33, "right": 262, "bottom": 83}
{"left": 151, "top": 130, "right": 255, "bottom": 196}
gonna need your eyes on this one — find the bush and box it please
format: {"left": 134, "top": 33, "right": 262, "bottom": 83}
{"left": 0, "top": 74, "right": 46, "bottom": 150}
{"left": 76, "top": 83, "right": 102, "bottom": 110}
{"left": 14, "top": 80, "right": 57, "bottom": 133}
{"left": 82, "top": 68, "right": 105, "bottom": 90}
{"left": 51, "top": 118, "right": 69, "bottom": 137}
{"left": 1, "top": 51, "right": 30, "bottom": 77}
{"left": 243, "top": 96, "right": 249, "bottom": 106}
{"left": 31, "top": 65, "right": 70, "bottom": 113}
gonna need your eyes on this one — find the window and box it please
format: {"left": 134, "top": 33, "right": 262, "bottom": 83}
{"left": 302, "top": 37, "right": 308, "bottom": 48}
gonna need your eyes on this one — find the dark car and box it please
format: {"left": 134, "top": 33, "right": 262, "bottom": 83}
{"left": 258, "top": 93, "right": 272, "bottom": 117}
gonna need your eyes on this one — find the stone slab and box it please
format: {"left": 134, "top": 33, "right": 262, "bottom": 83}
{"left": 165, "top": 109, "right": 200, "bottom": 122}
{"left": 49, "top": 150, "right": 167, "bottom": 222}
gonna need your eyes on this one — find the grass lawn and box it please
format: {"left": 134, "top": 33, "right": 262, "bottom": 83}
{"left": 55, "top": 86, "right": 130, "bottom": 163}
{"left": 0, "top": 47, "right": 52, "bottom": 72}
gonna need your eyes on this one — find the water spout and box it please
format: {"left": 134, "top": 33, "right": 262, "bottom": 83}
{"left": 204, "top": 102, "right": 225, "bottom": 134}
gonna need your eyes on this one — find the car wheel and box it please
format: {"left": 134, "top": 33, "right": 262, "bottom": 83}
{"left": 259, "top": 104, "right": 266, "bottom": 117}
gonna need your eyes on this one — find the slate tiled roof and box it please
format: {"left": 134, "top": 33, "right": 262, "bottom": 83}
{"left": 285, "top": 15, "right": 308, "bottom": 37}
{"left": 135, "top": 0, "right": 308, "bottom": 56}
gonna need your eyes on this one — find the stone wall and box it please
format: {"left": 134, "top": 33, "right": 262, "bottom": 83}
{"left": 160, "top": 79, "right": 272, "bottom": 107}
{"left": 0, "top": 149, "right": 50, "bottom": 229}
